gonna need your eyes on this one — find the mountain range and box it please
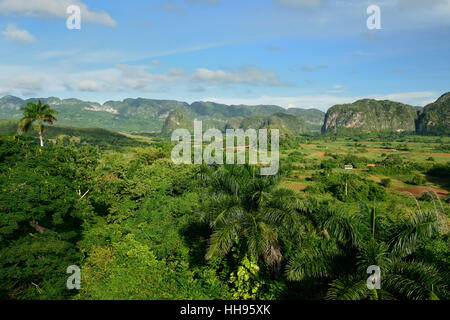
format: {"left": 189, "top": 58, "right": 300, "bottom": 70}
{"left": 321, "top": 92, "right": 449, "bottom": 135}
{"left": 0, "top": 95, "right": 324, "bottom": 134}
{"left": 0, "top": 92, "right": 448, "bottom": 136}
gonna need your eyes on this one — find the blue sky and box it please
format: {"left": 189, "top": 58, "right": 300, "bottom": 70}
{"left": 0, "top": 0, "right": 449, "bottom": 110}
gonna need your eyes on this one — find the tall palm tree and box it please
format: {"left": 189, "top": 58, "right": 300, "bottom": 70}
{"left": 18, "top": 100, "right": 58, "bottom": 147}
{"left": 199, "top": 164, "right": 299, "bottom": 277}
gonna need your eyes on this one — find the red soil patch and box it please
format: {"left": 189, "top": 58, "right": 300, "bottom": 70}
{"left": 396, "top": 187, "right": 449, "bottom": 198}
{"left": 431, "top": 153, "right": 450, "bottom": 156}
{"left": 317, "top": 152, "right": 325, "bottom": 157}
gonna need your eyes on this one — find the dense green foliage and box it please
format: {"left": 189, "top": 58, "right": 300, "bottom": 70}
{"left": 0, "top": 103, "right": 448, "bottom": 301}
{"left": 0, "top": 119, "right": 146, "bottom": 149}
{"left": 0, "top": 136, "right": 97, "bottom": 299}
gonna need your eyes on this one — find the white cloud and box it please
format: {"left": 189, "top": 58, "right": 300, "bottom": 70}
{"left": 0, "top": 0, "right": 116, "bottom": 27}
{"left": 329, "top": 84, "right": 345, "bottom": 93}
{"left": 275, "top": 0, "right": 321, "bottom": 8}
{"left": 38, "top": 50, "right": 76, "bottom": 59}
{"left": 191, "top": 67, "right": 288, "bottom": 86}
{"left": 60, "top": 64, "right": 186, "bottom": 94}
{"left": 115, "top": 64, "right": 185, "bottom": 90}
{"left": 77, "top": 80, "right": 101, "bottom": 92}
{"left": 292, "top": 65, "right": 328, "bottom": 72}
{"left": 383, "top": 0, "right": 450, "bottom": 29}
{"left": 189, "top": 85, "right": 206, "bottom": 92}
{"left": 2, "top": 23, "right": 35, "bottom": 43}
{"left": 370, "top": 91, "right": 438, "bottom": 106}
{"left": 65, "top": 65, "right": 287, "bottom": 93}
{"left": 201, "top": 91, "right": 439, "bottom": 111}
{"left": 9, "top": 75, "right": 43, "bottom": 95}
{"left": 0, "top": 62, "right": 439, "bottom": 109}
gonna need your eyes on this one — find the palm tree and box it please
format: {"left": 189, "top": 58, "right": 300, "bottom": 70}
{"left": 18, "top": 100, "right": 58, "bottom": 147}
{"left": 199, "top": 164, "right": 299, "bottom": 277}
{"left": 286, "top": 202, "right": 447, "bottom": 300}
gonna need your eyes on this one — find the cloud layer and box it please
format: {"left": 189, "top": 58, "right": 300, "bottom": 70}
{"left": 2, "top": 24, "right": 35, "bottom": 43}
{"left": 275, "top": 0, "right": 321, "bottom": 8}
{"left": 0, "top": 63, "right": 289, "bottom": 96}
{"left": 0, "top": 0, "right": 116, "bottom": 26}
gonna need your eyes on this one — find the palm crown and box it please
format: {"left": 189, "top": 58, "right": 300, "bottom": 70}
{"left": 199, "top": 164, "right": 301, "bottom": 277}
{"left": 18, "top": 100, "right": 58, "bottom": 147}
{"left": 286, "top": 201, "right": 448, "bottom": 300}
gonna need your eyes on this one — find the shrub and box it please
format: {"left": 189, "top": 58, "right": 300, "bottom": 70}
{"left": 409, "top": 174, "right": 426, "bottom": 185}
{"left": 427, "top": 163, "right": 450, "bottom": 179}
{"left": 380, "top": 178, "right": 391, "bottom": 188}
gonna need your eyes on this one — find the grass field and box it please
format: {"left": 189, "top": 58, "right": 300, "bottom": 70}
{"left": 280, "top": 136, "right": 450, "bottom": 201}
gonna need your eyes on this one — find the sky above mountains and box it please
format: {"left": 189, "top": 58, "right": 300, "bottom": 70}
{"left": 0, "top": 0, "right": 449, "bottom": 111}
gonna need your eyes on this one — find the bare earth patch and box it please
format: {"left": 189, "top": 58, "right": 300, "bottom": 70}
{"left": 317, "top": 152, "right": 325, "bottom": 157}
{"left": 396, "top": 187, "right": 449, "bottom": 198}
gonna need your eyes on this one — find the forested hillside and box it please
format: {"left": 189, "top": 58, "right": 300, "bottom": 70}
{"left": 0, "top": 119, "right": 145, "bottom": 149}
{"left": 322, "top": 99, "right": 418, "bottom": 134}
{"left": 1, "top": 101, "right": 449, "bottom": 300}
{"left": 2, "top": 94, "right": 448, "bottom": 137}
{"left": 0, "top": 96, "right": 320, "bottom": 134}
{"left": 417, "top": 92, "right": 450, "bottom": 135}
{"left": 226, "top": 113, "right": 307, "bottom": 136}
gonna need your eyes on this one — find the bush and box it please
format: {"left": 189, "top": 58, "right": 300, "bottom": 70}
{"left": 320, "top": 159, "right": 337, "bottom": 169}
{"left": 380, "top": 178, "right": 391, "bottom": 188}
{"left": 408, "top": 174, "right": 426, "bottom": 185}
{"left": 382, "top": 154, "right": 403, "bottom": 166}
{"left": 427, "top": 163, "right": 450, "bottom": 179}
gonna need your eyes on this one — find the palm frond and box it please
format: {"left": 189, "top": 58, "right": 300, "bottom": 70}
{"left": 388, "top": 211, "right": 438, "bottom": 257}
{"left": 384, "top": 260, "right": 445, "bottom": 300}
{"left": 324, "top": 207, "right": 363, "bottom": 248}
{"left": 326, "top": 275, "right": 368, "bottom": 300}
{"left": 17, "top": 118, "right": 33, "bottom": 134}
{"left": 205, "top": 208, "right": 245, "bottom": 260}
{"left": 357, "top": 239, "right": 391, "bottom": 273}
{"left": 286, "top": 244, "right": 338, "bottom": 281}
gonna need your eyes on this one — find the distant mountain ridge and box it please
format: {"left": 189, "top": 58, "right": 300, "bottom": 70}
{"left": 161, "top": 109, "right": 194, "bottom": 135}
{"left": 225, "top": 113, "right": 306, "bottom": 136}
{"left": 322, "top": 93, "right": 449, "bottom": 135}
{"left": 322, "top": 99, "right": 417, "bottom": 134}
{"left": 0, "top": 95, "right": 324, "bottom": 134}
{"left": 2, "top": 93, "right": 448, "bottom": 136}
{"left": 417, "top": 92, "right": 450, "bottom": 135}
